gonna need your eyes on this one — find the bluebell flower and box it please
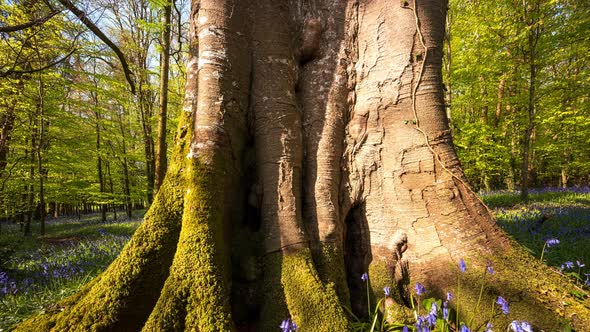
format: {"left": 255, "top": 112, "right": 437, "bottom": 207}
{"left": 496, "top": 296, "right": 509, "bottom": 315}
{"left": 402, "top": 326, "right": 409, "bottom": 332}
{"left": 383, "top": 286, "right": 391, "bottom": 297}
{"left": 485, "top": 322, "right": 493, "bottom": 332}
{"left": 415, "top": 282, "right": 426, "bottom": 295}
{"left": 426, "top": 312, "right": 437, "bottom": 327}
{"left": 446, "top": 291, "right": 454, "bottom": 301}
{"left": 509, "top": 320, "right": 532, "bottom": 332}
{"left": 486, "top": 261, "right": 495, "bottom": 275}
{"left": 361, "top": 273, "right": 368, "bottom": 282}
{"left": 576, "top": 260, "right": 585, "bottom": 268}
{"left": 430, "top": 301, "right": 438, "bottom": 315}
{"left": 561, "top": 261, "right": 574, "bottom": 270}
{"left": 280, "top": 318, "right": 297, "bottom": 332}
{"left": 459, "top": 259, "right": 467, "bottom": 273}
{"left": 545, "top": 238, "right": 559, "bottom": 247}
{"left": 520, "top": 321, "right": 532, "bottom": 332}
{"left": 442, "top": 301, "right": 449, "bottom": 320}
{"left": 460, "top": 323, "right": 471, "bottom": 332}
{"left": 415, "top": 316, "right": 425, "bottom": 330}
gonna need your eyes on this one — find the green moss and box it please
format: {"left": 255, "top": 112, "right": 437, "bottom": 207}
{"left": 367, "top": 260, "right": 412, "bottom": 324}
{"left": 261, "top": 248, "right": 351, "bottom": 332}
{"left": 15, "top": 112, "right": 193, "bottom": 332}
{"left": 422, "top": 248, "right": 588, "bottom": 331}
{"left": 142, "top": 156, "right": 234, "bottom": 331}
{"left": 364, "top": 244, "right": 589, "bottom": 331}
{"left": 315, "top": 243, "right": 351, "bottom": 306}
{"left": 368, "top": 260, "right": 393, "bottom": 301}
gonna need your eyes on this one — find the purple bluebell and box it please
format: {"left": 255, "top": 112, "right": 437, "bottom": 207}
{"left": 415, "top": 282, "right": 426, "bottom": 295}
{"left": 545, "top": 238, "right": 559, "bottom": 247}
{"left": 460, "top": 323, "right": 471, "bottom": 332}
{"left": 446, "top": 291, "right": 454, "bottom": 301}
{"left": 442, "top": 301, "right": 449, "bottom": 320}
{"left": 384, "top": 286, "right": 391, "bottom": 296}
{"left": 402, "top": 326, "right": 409, "bottom": 332}
{"left": 280, "top": 318, "right": 297, "bottom": 332}
{"left": 486, "top": 261, "right": 495, "bottom": 275}
{"left": 485, "top": 322, "right": 493, "bottom": 332}
{"left": 426, "top": 312, "right": 437, "bottom": 327}
{"left": 520, "top": 321, "right": 532, "bottom": 332}
{"left": 510, "top": 321, "right": 523, "bottom": 332}
{"left": 430, "top": 301, "right": 438, "bottom": 315}
{"left": 496, "top": 296, "right": 509, "bottom": 315}
{"left": 561, "top": 261, "right": 574, "bottom": 270}
{"left": 415, "top": 316, "right": 425, "bottom": 330}
{"left": 459, "top": 259, "right": 467, "bottom": 273}
{"left": 361, "top": 273, "right": 368, "bottom": 282}
{"left": 576, "top": 260, "right": 585, "bottom": 268}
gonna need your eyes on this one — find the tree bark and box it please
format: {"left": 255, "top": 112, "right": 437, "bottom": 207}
{"left": 154, "top": 0, "right": 173, "bottom": 195}
{"left": 36, "top": 75, "right": 46, "bottom": 235}
{"left": 16, "top": 0, "right": 590, "bottom": 331}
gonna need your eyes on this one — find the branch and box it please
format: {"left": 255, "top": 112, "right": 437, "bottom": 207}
{"left": 0, "top": 10, "right": 61, "bottom": 32}
{"left": 0, "top": 48, "right": 76, "bottom": 78}
{"left": 56, "top": 0, "right": 136, "bottom": 95}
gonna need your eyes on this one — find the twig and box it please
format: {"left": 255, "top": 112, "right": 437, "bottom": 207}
{"left": 56, "top": 0, "right": 136, "bottom": 95}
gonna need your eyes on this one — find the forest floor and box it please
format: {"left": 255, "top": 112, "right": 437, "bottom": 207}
{"left": 0, "top": 189, "right": 589, "bottom": 331}
{"left": 0, "top": 211, "right": 144, "bottom": 330}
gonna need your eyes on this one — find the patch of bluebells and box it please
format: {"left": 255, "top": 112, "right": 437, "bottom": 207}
{"left": 495, "top": 204, "right": 590, "bottom": 279}
{"left": 510, "top": 320, "right": 533, "bottom": 332}
{"left": 279, "top": 318, "right": 297, "bottom": 332}
{"left": 346, "top": 262, "right": 537, "bottom": 332}
{"left": 0, "top": 233, "right": 130, "bottom": 298}
{"left": 0, "top": 271, "right": 17, "bottom": 296}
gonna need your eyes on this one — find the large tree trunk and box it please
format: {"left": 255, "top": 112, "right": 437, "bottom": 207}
{"left": 17, "top": 0, "right": 590, "bottom": 331}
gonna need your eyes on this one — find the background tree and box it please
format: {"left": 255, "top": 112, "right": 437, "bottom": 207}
{"left": 449, "top": 0, "right": 590, "bottom": 192}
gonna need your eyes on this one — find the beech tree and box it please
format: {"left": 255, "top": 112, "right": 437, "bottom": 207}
{"left": 17, "top": 0, "right": 589, "bottom": 331}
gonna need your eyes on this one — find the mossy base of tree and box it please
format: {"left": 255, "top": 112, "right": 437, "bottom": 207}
{"left": 386, "top": 244, "right": 590, "bottom": 331}
{"left": 142, "top": 159, "right": 234, "bottom": 332}
{"left": 260, "top": 248, "right": 350, "bottom": 332}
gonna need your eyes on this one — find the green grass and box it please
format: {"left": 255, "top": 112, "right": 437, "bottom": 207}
{"left": 482, "top": 189, "right": 590, "bottom": 286}
{"left": 0, "top": 212, "right": 143, "bottom": 331}
{"left": 481, "top": 187, "right": 590, "bottom": 208}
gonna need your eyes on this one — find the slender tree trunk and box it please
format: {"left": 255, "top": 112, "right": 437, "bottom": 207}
{"left": 117, "top": 112, "right": 133, "bottom": 219}
{"left": 36, "top": 77, "right": 46, "bottom": 235}
{"left": 154, "top": 0, "right": 173, "bottom": 195}
{"left": 479, "top": 76, "right": 488, "bottom": 124}
{"left": 494, "top": 77, "right": 505, "bottom": 127}
{"left": 106, "top": 160, "right": 117, "bottom": 221}
{"left": 520, "top": 0, "right": 540, "bottom": 201}
{"left": 92, "top": 92, "right": 107, "bottom": 223}
{"left": 24, "top": 106, "right": 37, "bottom": 237}
{"left": 138, "top": 81, "right": 156, "bottom": 204}
{"left": 444, "top": 7, "right": 452, "bottom": 130}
